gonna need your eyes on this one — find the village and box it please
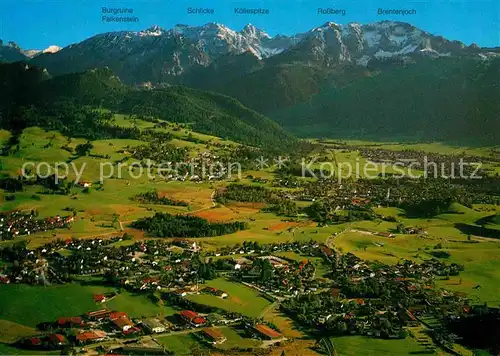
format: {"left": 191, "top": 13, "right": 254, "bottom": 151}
{"left": 0, "top": 232, "right": 494, "bottom": 355}
{"left": 0, "top": 210, "right": 74, "bottom": 240}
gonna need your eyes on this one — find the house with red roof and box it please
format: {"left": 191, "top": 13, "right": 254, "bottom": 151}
{"left": 202, "top": 286, "right": 228, "bottom": 299}
{"left": 28, "top": 337, "right": 42, "bottom": 347}
{"left": 57, "top": 316, "right": 84, "bottom": 328}
{"left": 140, "top": 277, "right": 160, "bottom": 290}
{"left": 76, "top": 330, "right": 106, "bottom": 344}
{"left": 252, "top": 324, "right": 282, "bottom": 340}
{"left": 350, "top": 298, "right": 365, "bottom": 305}
{"left": 93, "top": 294, "right": 107, "bottom": 303}
{"left": 112, "top": 316, "right": 135, "bottom": 332}
{"left": 180, "top": 310, "right": 198, "bottom": 322}
{"left": 109, "top": 311, "right": 127, "bottom": 321}
{"left": 107, "top": 311, "right": 135, "bottom": 332}
{"left": 203, "top": 327, "right": 227, "bottom": 344}
{"left": 192, "top": 316, "right": 207, "bottom": 326}
{"left": 86, "top": 308, "right": 111, "bottom": 320}
{"left": 48, "top": 333, "right": 66, "bottom": 346}
{"left": 179, "top": 310, "right": 206, "bottom": 327}
{"left": 321, "top": 245, "right": 334, "bottom": 257}
{"left": 123, "top": 326, "right": 141, "bottom": 335}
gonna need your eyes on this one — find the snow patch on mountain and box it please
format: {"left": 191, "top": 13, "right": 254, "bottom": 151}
{"left": 23, "top": 49, "right": 41, "bottom": 58}
{"left": 22, "top": 45, "right": 61, "bottom": 58}
{"left": 364, "top": 31, "right": 382, "bottom": 47}
{"left": 139, "top": 25, "right": 163, "bottom": 37}
{"left": 356, "top": 55, "right": 371, "bottom": 67}
{"left": 43, "top": 45, "right": 62, "bottom": 54}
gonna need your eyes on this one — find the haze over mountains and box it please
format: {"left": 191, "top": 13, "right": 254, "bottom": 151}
{"left": 1, "top": 21, "right": 499, "bottom": 144}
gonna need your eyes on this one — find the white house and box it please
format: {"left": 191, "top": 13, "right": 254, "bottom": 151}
{"left": 143, "top": 318, "right": 167, "bottom": 334}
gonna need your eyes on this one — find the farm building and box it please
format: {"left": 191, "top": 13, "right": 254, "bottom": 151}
{"left": 86, "top": 308, "right": 111, "bottom": 320}
{"left": 142, "top": 318, "right": 167, "bottom": 333}
{"left": 252, "top": 324, "right": 282, "bottom": 340}
{"left": 112, "top": 316, "right": 135, "bottom": 332}
{"left": 203, "top": 286, "right": 228, "bottom": 298}
{"left": 48, "top": 333, "right": 66, "bottom": 346}
{"left": 76, "top": 330, "right": 106, "bottom": 344}
{"left": 258, "top": 256, "right": 288, "bottom": 268}
{"left": 57, "top": 316, "right": 84, "bottom": 328}
{"left": 202, "top": 327, "right": 227, "bottom": 344}
{"left": 179, "top": 310, "right": 207, "bottom": 327}
{"left": 93, "top": 294, "right": 107, "bottom": 303}
{"left": 109, "top": 311, "right": 127, "bottom": 320}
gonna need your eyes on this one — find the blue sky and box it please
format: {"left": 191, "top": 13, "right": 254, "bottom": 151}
{"left": 1, "top": 0, "right": 498, "bottom": 49}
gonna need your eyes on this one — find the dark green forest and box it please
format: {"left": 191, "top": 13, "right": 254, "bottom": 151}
{"left": 131, "top": 213, "right": 248, "bottom": 237}
{"left": 272, "top": 57, "right": 500, "bottom": 145}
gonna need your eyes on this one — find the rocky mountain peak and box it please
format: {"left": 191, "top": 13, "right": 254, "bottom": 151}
{"left": 7, "top": 41, "right": 21, "bottom": 50}
{"left": 241, "top": 24, "right": 271, "bottom": 39}
{"left": 140, "top": 25, "right": 164, "bottom": 36}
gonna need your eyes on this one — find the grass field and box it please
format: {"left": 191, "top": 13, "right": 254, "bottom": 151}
{"left": 188, "top": 211, "right": 340, "bottom": 250}
{"left": 327, "top": 140, "right": 497, "bottom": 159}
{"left": 331, "top": 335, "right": 430, "bottom": 356}
{"left": 0, "top": 320, "right": 36, "bottom": 344}
{"left": 186, "top": 278, "right": 271, "bottom": 318}
{"left": 157, "top": 327, "right": 260, "bottom": 353}
{"left": 0, "top": 284, "right": 115, "bottom": 327}
{"left": 106, "top": 291, "right": 179, "bottom": 318}
{"left": 155, "top": 333, "right": 200, "bottom": 355}
{"left": 213, "top": 326, "right": 260, "bottom": 350}
{"left": 260, "top": 303, "right": 304, "bottom": 339}
{"left": 0, "top": 284, "right": 179, "bottom": 327}
{"left": 0, "top": 343, "right": 59, "bottom": 355}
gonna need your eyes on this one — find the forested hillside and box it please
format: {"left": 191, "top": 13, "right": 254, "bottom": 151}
{"left": 181, "top": 57, "right": 329, "bottom": 113}
{"left": 0, "top": 63, "right": 298, "bottom": 149}
{"left": 271, "top": 57, "right": 500, "bottom": 144}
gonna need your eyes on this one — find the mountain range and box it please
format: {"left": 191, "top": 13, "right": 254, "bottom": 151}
{"left": 4, "top": 21, "right": 495, "bottom": 83}
{"left": 1, "top": 21, "right": 499, "bottom": 145}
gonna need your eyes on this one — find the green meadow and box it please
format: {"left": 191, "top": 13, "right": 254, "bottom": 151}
{"left": 0, "top": 284, "right": 178, "bottom": 328}
{"left": 156, "top": 333, "right": 200, "bottom": 355}
{"left": 331, "top": 335, "right": 430, "bottom": 356}
{"left": 0, "top": 284, "right": 114, "bottom": 327}
{"left": 187, "top": 278, "right": 271, "bottom": 318}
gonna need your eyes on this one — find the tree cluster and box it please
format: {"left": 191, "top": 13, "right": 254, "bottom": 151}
{"left": 131, "top": 213, "right": 248, "bottom": 238}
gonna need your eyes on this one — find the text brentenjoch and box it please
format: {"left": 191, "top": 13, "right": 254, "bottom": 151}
{"left": 377, "top": 8, "right": 417, "bottom": 15}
